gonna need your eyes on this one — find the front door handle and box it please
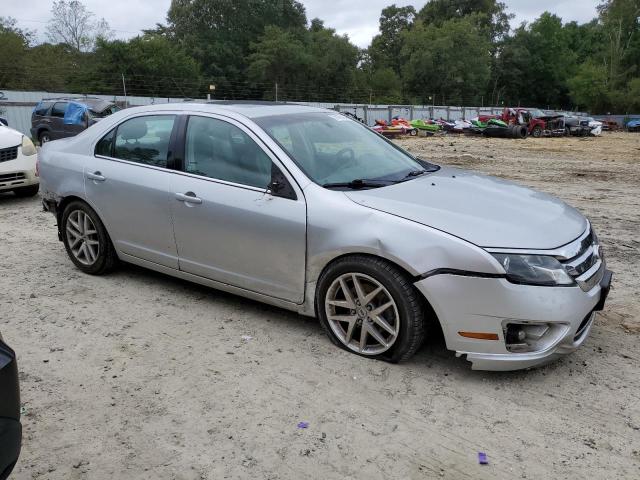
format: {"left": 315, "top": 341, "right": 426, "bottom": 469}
{"left": 175, "top": 192, "right": 202, "bottom": 204}
{"left": 86, "top": 171, "right": 105, "bottom": 182}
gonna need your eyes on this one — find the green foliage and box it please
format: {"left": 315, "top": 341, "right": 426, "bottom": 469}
{"left": 495, "top": 13, "right": 577, "bottom": 107}
{"left": 0, "top": 0, "right": 638, "bottom": 112}
{"left": 417, "top": 0, "right": 513, "bottom": 43}
{"left": 401, "top": 16, "right": 491, "bottom": 104}
{"left": 368, "top": 5, "right": 416, "bottom": 74}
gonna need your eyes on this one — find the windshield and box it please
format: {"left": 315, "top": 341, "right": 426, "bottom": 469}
{"left": 254, "top": 112, "right": 434, "bottom": 187}
{"left": 529, "top": 108, "right": 545, "bottom": 118}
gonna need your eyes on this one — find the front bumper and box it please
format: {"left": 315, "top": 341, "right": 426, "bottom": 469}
{"left": 415, "top": 268, "right": 612, "bottom": 371}
{"left": 0, "top": 150, "right": 38, "bottom": 193}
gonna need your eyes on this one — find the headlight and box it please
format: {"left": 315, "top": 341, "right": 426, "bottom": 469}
{"left": 491, "top": 253, "right": 574, "bottom": 286}
{"left": 21, "top": 136, "right": 37, "bottom": 156}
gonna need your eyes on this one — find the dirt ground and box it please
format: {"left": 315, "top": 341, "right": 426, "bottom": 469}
{"left": 1, "top": 132, "right": 639, "bottom": 479}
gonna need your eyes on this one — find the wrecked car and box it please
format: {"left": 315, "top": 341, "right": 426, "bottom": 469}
{"left": 38, "top": 103, "right": 612, "bottom": 371}
{"left": 31, "top": 97, "right": 120, "bottom": 144}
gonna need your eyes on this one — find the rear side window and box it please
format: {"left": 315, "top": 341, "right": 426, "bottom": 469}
{"left": 95, "top": 128, "right": 115, "bottom": 156}
{"left": 113, "top": 115, "right": 176, "bottom": 167}
{"left": 34, "top": 102, "right": 52, "bottom": 116}
{"left": 51, "top": 102, "right": 68, "bottom": 118}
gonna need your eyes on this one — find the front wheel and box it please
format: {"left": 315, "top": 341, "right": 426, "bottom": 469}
{"left": 39, "top": 131, "right": 51, "bottom": 144}
{"left": 316, "top": 255, "right": 426, "bottom": 363}
{"left": 61, "top": 201, "right": 117, "bottom": 275}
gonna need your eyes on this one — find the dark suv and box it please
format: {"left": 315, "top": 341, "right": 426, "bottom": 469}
{"left": 31, "top": 97, "right": 120, "bottom": 144}
{"left": 0, "top": 333, "right": 21, "bottom": 480}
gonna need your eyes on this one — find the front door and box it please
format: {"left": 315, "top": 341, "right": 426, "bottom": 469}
{"left": 169, "top": 115, "right": 307, "bottom": 303}
{"left": 85, "top": 114, "right": 179, "bottom": 268}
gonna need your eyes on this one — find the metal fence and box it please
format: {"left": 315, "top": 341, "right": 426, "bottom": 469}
{"left": 1, "top": 89, "right": 637, "bottom": 137}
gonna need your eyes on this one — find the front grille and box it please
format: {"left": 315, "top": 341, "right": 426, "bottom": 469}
{"left": 0, "top": 172, "right": 26, "bottom": 184}
{"left": 0, "top": 146, "right": 19, "bottom": 163}
{"left": 561, "top": 227, "right": 604, "bottom": 291}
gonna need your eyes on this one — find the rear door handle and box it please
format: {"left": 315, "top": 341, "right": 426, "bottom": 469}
{"left": 86, "top": 171, "right": 105, "bottom": 182}
{"left": 175, "top": 192, "right": 202, "bottom": 204}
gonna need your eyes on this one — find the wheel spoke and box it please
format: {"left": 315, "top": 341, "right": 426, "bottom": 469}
{"left": 372, "top": 314, "right": 396, "bottom": 335}
{"left": 352, "top": 274, "right": 366, "bottom": 303}
{"left": 339, "top": 278, "right": 356, "bottom": 308}
{"left": 363, "top": 286, "right": 383, "bottom": 305}
{"left": 328, "top": 314, "right": 357, "bottom": 323}
{"left": 69, "top": 216, "right": 82, "bottom": 234}
{"left": 327, "top": 299, "right": 353, "bottom": 309}
{"left": 366, "top": 323, "right": 388, "bottom": 347}
{"left": 68, "top": 235, "right": 82, "bottom": 249}
{"left": 371, "top": 301, "right": 394, "bottom": 317}
{"left": 359, "top": 324, "right": 368, "bottom": 351}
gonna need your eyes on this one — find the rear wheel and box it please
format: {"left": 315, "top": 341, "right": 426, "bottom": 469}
{"left": 316, "top": 255, "right": 426, "bottom": 363}
{"left": 61, "top": 201, "right": 117, "bottom": 275}
{"left": 13, "top": 185, "right": 39, "bottom": 197}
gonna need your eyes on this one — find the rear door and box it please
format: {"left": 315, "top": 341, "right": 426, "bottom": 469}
{"left": 169, "top": 114, "right": 307, "bottom": 303}
{"left": 49, "top": 102, "right": 68, "bottom": 139}
{"left": 84, "top": 113, "right": 180, "bottom": 268}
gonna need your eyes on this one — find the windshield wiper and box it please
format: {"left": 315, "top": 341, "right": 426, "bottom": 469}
{"left": 322, "top": 179, "right": 392, "bottom": 189}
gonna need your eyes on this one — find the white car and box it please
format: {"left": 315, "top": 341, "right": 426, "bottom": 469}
{"left": 0, "top": 123, "right": 39, "bottom": 197}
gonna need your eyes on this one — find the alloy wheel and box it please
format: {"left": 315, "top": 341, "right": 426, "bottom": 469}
{"left": 325, "top": 272, "right": 400, "bottom": 355}
{"left": 66, "top": 210, "right": 100, "bottom": 266}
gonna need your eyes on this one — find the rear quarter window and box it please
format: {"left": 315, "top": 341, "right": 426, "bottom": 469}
{"left": 34, "top": 102, "right": 52, "bottom": 116}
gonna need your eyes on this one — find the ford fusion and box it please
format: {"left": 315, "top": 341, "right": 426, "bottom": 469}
{"left": 38, "top": 103, "right": 612, "bottom": 370}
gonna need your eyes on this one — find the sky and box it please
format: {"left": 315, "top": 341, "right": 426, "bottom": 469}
{"left": 4, "top": 0, "right": 601, "bottom": 48}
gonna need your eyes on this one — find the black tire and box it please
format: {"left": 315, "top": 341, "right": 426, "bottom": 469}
{"left": 61, "top": 201, "right": 117, "bottom": 275}
{"left": 409, "top": 128, "right": 418, "bottom": 136}
{"left": 316, "top": 255, "right": 426, "bottom": 363}
{"left": 531, "top": 125, "right": 543, "bottom": 138}
{"left": 13, "top": 184, "right": 39, "bottom": 197}
{"left": 38, "top": 130, "right": 51, "bottom": 144}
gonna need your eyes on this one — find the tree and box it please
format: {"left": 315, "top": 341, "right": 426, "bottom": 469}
{"left": 246, "top": 21, "right": 359, "bottom": 102}
{"left": 0, "top": 18, "right": 30, "bottom": 89}
{"left": 46, "top": 0, "right": 113, "bottom": 52}
{"left": 368, "top": 5, "right": 415, "bottom": 74}
{"left": 495, "top": 13, "right": 577, "bottom": 107}
{"left": 417, "top": 0, "right": 513, "bottom": 43}
{"left": 164, "top": 0, "right": 307, "bottom": 81}
{"left": 78, "top": 35, "right": 202, "bottom": 97}
{"left": 401, "top": 16, "right": 492, "bottom": 104}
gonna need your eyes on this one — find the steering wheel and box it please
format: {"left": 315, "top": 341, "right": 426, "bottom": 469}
{"left": 335, "top": 147, "right": 356, "bottom": 168}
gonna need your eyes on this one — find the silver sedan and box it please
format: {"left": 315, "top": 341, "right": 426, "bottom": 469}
{"left": 38, "top": 103, "right": 611, "bottom": 370}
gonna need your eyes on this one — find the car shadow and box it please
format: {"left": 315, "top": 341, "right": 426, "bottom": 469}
{"left": 114, "top": 262, "right": 573, "bottom": 381}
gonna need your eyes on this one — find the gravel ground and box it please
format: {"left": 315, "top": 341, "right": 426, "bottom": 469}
{"left": 1, "top": 132, "right": 639, "bottom": 479}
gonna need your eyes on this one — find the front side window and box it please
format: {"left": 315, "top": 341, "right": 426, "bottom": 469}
{"left": 254, "top": 112, "right": 427, "bottom": 186}
{"left": 113, "top": 115, "right": 175, "bottom": 167}
{"left": 184, "top": 116, "right": 272, "bottom": 189}
{"left": 51, "top": 102, "right": 68, "bottom": 118}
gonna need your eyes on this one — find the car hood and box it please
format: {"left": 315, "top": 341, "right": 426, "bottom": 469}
{"left": 0, "top": 126, "right": 23, "bottom": 149}
{"left": 345, "top": 167, "right": 587, "bottom": 249}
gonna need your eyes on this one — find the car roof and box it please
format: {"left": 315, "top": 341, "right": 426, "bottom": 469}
{"left": 40, "top": 97, "right": 116, "bottom": 112}
{"left": 120, "top": 101, "right": 330, "bottom": 120}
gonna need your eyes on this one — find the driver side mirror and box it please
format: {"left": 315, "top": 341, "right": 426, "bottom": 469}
{"left": 268, "top": 164, "right": 297, "bottom": 200}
